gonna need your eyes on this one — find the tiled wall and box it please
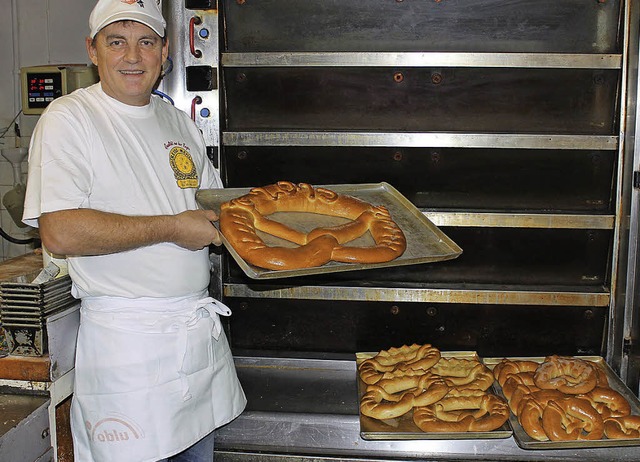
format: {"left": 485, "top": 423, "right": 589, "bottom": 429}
{"left": 0, "top": 0, "right": 93, "bottom": 261}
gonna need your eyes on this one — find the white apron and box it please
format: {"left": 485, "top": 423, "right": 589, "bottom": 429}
{"left": 70, "top": 292, "right": 247, "bottom": 462}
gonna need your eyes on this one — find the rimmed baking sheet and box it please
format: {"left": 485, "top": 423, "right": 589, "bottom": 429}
{"left": 355, "top": 350, "right": 512, "bottom": 440}
{"left": 482, "top": 356, "right": 640, "bottom": 450}
{"left": 196, "top": 182, "right": 462, "bottom": 280}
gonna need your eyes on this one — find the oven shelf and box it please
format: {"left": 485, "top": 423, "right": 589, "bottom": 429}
{"left": 222, "top": 51, "right": 623, "bottom": 69}
{"left": 222, "top": 131, "right": 618, "bottom": 150}
{"left": 223, "top": 283, "right": 609, "bottom": 307}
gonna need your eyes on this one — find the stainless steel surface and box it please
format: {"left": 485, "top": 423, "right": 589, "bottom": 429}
{"left": 0, "top": 394, "right": 50, "bottom": 462}
{"left": 223, "top": 132, "right": 618, "bottom": 150}
{"left": 46, "top": 303, "right": 79, "bottom": 381}
{"left": 216, "top": 356, "right": 640, "bottom": 461}
{"left": 425, "top": 212, "right": 614, "bottom": 230}
{"left": 160, "top": 4, "right": 220, "bottom": 153}
{"left": 224, "top": 284, "right": 610, "bottom": 307}
{"left": 620, "top": 0, "right": 640, "bottom": 391}
{"left": 197, "top": 183, "right": 462, "bottom": 279}
{"left": 222, "top": 52, "right": 622, "bottom": 69}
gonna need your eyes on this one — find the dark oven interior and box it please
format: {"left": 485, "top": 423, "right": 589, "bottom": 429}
{"left": 217, "top": 0, "right": 624, "bottom": 360}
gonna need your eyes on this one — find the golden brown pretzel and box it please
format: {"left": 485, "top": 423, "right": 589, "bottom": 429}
{"left": 359, "top": 375, "right": 449, "bottom": 420}
{"left": 358, "top": 344, "right": 441, "bottom": 386}
{"left": 541, "top": 397, "right": 604, "bottom": 441}
{"left": 360, "top": 385, "right": 415, "bottom": 420}
{"left": 579, "top": 387, "right": 631, "bottom": 418}
{"left": 374, "top": 369, "right": 431, "bottom": 394}
{"left": 431, "top": 358, "right": 494, "bottom": 391}
{"left": 413, "top": 392, "right": 509, "bottom": 433}
{"left": 604, "top": 415, "right": 640, "bottom": 439}
{"left": 358, "top": 358, "right": 396, "bottom": 385}
{"left": 517, "top": 390, "right": 566, "bottom": 440}
{"left": 219, "top": 181, "right": 407, "bottom": 270}
{"left": 507, "top": 383, "right": 541, "bottom": 416}
{"left": 493, "top": 359, "right": 540, "bottom": 387}
{"left": 533, "top": 355, "right": 597, "bottom": 395}
{"left": 501, "top": 372, "right": 536, "bottom": 401}
{"left": 374, "top": 344, "right": 441, "bottom": 370}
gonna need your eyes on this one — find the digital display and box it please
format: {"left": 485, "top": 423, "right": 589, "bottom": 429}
{"left": 25, "top": 72, "right": 63, "bottom": 110}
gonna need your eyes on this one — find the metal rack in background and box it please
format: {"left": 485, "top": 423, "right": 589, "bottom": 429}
{"left": 0, "top": 273, "right": 75, "bottom": 356}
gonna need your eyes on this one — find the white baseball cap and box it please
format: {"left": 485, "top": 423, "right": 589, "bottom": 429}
{"left": 89, "top": 0, "right": 166, "bottom": 39}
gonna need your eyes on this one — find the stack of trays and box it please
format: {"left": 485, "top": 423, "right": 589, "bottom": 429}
{"left": 0, "top": 274, "right": 75, "bottom": 356}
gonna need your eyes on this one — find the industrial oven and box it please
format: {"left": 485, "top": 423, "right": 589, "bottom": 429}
{"left": 161, "top": 0, "right": 640, "bottom": 460}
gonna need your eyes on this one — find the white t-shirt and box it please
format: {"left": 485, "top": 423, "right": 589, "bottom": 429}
{"left": 23, "top": 83, "right": 223, "bottom": 299}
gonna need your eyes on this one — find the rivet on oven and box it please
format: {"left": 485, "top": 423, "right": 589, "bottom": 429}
{"left": 237, "top": 150, "right": 248, "bottom": 160}
{"left": 431, "top": 72, "right": 443, "bottom": 85}
{"left": 239, "top": 302, "right": 249, "bottom": 310}
{"left": 593, "top": 74, "right": 605, "bottom": 85}
{"left": 390, "top": 305, "right": 400, "bottom": 315}
{"left": 42, "top": 428, "right": 50, "bottom": 439}
{"left": 426, "top": 307, "right": 438, "bottom": 317}
{"left": 236, "top": 72, "right": 247, "bottom": 83}
{"left": 393, "top": 151, "right": 403, "bottom": 161}
{"left": 393, "top": 72, "right": 404, "bottom": 83}
{"left": 431, "top": 151, "right": 441, "bottom": 163}
{"left": 584, "top": 309, "right": 594, "bottom": 320}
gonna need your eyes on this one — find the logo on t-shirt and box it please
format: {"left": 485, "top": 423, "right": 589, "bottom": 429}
{"left": 168, "top": 146, "right": 199, "bottom": 189}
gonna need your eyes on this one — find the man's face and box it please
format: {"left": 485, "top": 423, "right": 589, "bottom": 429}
{"left": 86, "top": 21, "right": 168, "bottom": 106}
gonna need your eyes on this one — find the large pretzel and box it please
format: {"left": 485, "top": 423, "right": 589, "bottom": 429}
{"left": 219, "top": 182, "right": 407, "bottom": 270}
{"left": 533, "top": 355, "right": 598, "bottom": 395}
{"left": 412, "top": 391, "right": 509, "bottom": 433}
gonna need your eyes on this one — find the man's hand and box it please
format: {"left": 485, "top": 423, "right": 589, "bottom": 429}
{"left": 173, "top": 209, "right": 222, "bottom": 250}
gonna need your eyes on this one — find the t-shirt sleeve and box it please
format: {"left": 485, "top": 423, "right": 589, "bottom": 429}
{"left": 22, "top": 109, "right": 93, "bottom": 228}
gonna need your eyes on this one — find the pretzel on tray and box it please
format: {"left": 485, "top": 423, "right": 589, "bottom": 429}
{"left": 219, "top": 181, "right": 407, "bottom": 270}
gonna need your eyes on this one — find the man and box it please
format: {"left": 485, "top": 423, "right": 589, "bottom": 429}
{"left": 23, "top": 0, "right": 246, "bottom": 460}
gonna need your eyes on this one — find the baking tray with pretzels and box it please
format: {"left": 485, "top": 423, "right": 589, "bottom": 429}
{"left": 355, "top": 350, "right": 512, "bottom": 440}
{"left": 196, "top": 182, "right": 462, "bottom": 280}
{"left": 483, "top": 356, "right": 640, "bottom": 450}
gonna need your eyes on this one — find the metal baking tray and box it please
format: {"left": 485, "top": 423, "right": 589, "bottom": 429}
{"left": 482, "top": 356, "right": 640, "bottom": 450}
{"left": 196, "top": 182, "right": 462, "bottom": 279}
{"left": 355, "top": 350, "right": 512, "bottom": 440}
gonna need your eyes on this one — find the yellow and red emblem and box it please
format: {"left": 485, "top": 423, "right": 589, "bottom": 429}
{"left": 169, "top": 146, "right": 199, "bottom": 189}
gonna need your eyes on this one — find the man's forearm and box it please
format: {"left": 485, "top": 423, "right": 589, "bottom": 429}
{"left": 38, "top": 208, "right": 220, "bottom": 256}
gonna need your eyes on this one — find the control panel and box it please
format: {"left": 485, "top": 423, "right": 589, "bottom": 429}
{"left": 20, "top": 65, "right": 99, "bottom": 115}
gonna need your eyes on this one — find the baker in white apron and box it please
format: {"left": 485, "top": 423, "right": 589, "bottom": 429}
{"left": 21, "top": 1, "right": 248, "bottom": 460}
{"left": 71, "top": 292, "right": 246, "bottom": 461}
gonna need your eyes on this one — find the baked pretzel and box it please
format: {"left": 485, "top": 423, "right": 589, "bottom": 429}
{"left": 431, "top": 358, "right": 494, "bottom": 391}
{"left": 533, "top": 355, "right": 597, "bottom": 395}
{"left": 508, "top": 383, "right": 541, "bottom": 416}
{"left": 359, "top": 375, "right": 449, "bottom": 420}
{"left": 219, "top": 181, "right": 407, "bottom": 270}
{"left": 493, "top": 359, "right": 539, "bottom": 388}
{"left": 413, "top": 391, "right": 509, "bottom": 433}
{"left": 501, "top": 372, "right": 536, "bottom": 401}
{"left": 360, "top": 385, "right": 415, "bottom": 420}
{"left": 604, "top": 415, "right": 640, "bottom": 439}
{"left": 541, "top": 397, "right": 604, "bottom": 441}
{"left": 358, "top": 358, "right": 397, "bottom": 385}
{"left": 358, "top": 344, "right": 441, "bottom": 385}
{"left": 579, "top": 387, "right": 631, "bottom": 418}
{"left": 517, "top": 390, "right": 566, "bottom": 440}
